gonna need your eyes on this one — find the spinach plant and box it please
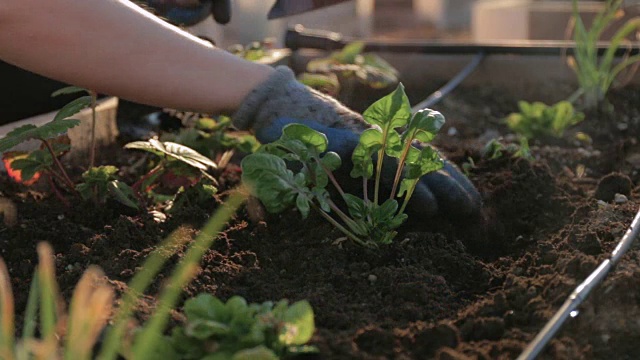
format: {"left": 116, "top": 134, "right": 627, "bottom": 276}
{"left": 242, "top": 84, "right": 444, "bottom": 247}
{"left": 506, "top": 100, "right": 585, "bottom": 139}
{"left": 159, "top": 294, "right": 316, "bottom": 360}
{"left": 568, "top": 0, "right": 640, "bottom": 109}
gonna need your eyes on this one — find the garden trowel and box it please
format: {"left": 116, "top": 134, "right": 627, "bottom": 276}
{"left": 267, "top": 0, "right": 352, "bottom": 19}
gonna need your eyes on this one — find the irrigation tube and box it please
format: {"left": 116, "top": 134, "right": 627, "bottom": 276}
{"left": 411, "top": 52, "right": 485, "bottom": 111}
{"left": 286, "top": 25, "right": 640, "bottom": 57}
{"left": 518, "top": 206, "right": 640, "bottom": 360}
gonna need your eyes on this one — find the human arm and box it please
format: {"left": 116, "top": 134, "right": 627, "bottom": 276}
{"left": 0, "top": 0, "right": 273, "bottom": 114}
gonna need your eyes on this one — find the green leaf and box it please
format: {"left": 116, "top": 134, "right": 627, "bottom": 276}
{"left": 10, "top": 158, "right": 46, "bottom": 181}
{"left": 343, "top": 193, "right": 367, "bottom": 219}
{"left": 184, "top": 294, "right": 226, "bottom": 322}
{"left": 51, "top": 86, "right": 88, "bottom": 97}
{"left": 350, "top": 129, "right": 383, "bottom": 179}
{"left": 296, "top": 193, "right": 311, "bottom": 219}
{"left": 362, "top": 83, "right": 411, "bottom": 130}
{"left": 281, "top": 124, "right": 328, "bottom": 154}
{"left": 281, "top": 300, "right": 315, "bottom": 345}
{"left": 405, "top": 109, "right": 445, "bottom": 143}
{"left": 333, "top": 41, "right": 365, "bottom": 64}
{"left": 53, "top": 96, "right": 91, "bottom": 122}
{"left": 125, "top": 139, "right": 217, "bottom": 170}
{"left": 404, "top": 146, "right": 443, "bottom": 180}
{"left": 320, "top": 151, "right": 341, "bottom": 172}
{"left": 232, "top": 346, "right": 278, "bottom": 360}
{"left": 241, "top": 153, "right": 303, "bottom": 214}
{"left": 186, "top": 319, "right": 231, "bottom": 339}
{"left": 0, "top": 119, "right": 80, "bottom": 152}
{"left": 108, "top": 181, "right": 139, "bottom": 209}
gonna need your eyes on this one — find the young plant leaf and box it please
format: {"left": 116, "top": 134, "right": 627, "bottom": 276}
{"left": 404, "top": 109, "right": 445, "bottom": 144}
{"left": 362, "top": 83, "right": 411, "bottom": 131}
{"left": 53, "top": 96, "right": 92, "bottom": 122}
{"left": 281, "top": 300, "right": 315, "bottom": 345}
{"left": 107, "top": 181, "right": 139, "bottom": 209}
{"left": 350, "top": 129, "right": 383, "bottom": 179}
{"left": 0, "top": 120, "right": 80, "bottom": 152}
{"left": 51, "top": 86, "right": 89, "bottom": 97}
{"left": 281, "top": 123, "right": 328, "bottom": 154}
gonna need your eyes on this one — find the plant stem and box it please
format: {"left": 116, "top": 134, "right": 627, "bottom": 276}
{"left": 363, "top": 178, "right": 369, "bottom": 203}
{"left": 374, "top": 149, "right": 384, "bottom": 205}
{"left": 89, "top": 90, "right": 98, "bottom": 169}
{"left": 131, "top": 163, "right": 163, "bottom": 192}
{"left": 46, "top": 174, "right": 70, "bottom": 207}
{"left": 41, "top": 139, "right": 76, "bottom": 192}
{"left": 390, "top": 139, "right": 414, "bottom": 200}
{"left": 398, "top": 183, "right": 417, "bottom": 215}
{"left": 313, "top": 204, "right": 368, "bottom": 247}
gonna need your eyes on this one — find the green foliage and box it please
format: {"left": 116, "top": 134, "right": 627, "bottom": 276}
{"left": 302, "top": 41, "right": 399, "bottom": 92}
{"left": 0, "top": 120, "right": 80, "bottom": 153}
{"left": 227, "top": 41, "right": 267, "bottom": 62}
{"left": 160, "top": 116, "right": 259, "bottom": 161}
{"left": 242, "top": 84, "right": 443, "bottom": 247}
{"left": 482, "top": 137, "right": 534, "bottom": 161}
{"left": 506, "top": 101, "right": 585, "bottom": 139}
{"left": 159, "top": 294, "right": 316, "bottom": 360}
{"left": 76, "top": 166, "right": 139, "bottom": 209}
{"left": 569, "top": 0, "right": 640, "bottom": 108}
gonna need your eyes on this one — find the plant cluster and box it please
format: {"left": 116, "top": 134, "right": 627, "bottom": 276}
{"left": 162, "top": 294, "right": 315, "bottom": 359}
{"left": 506, "top": 100, "right": 585, "bottom": 139}
{"left": 0, "top": 191, "right": 315, "bottom": 360}
{"left": 568, "top": 0, "right": 640, "bottom": 109}
{"left": 298, "top": 42, "right": 399, "bottom": 98}
{"left": 241, "top": 84, "right": 444, "bottom": 247}
{"left": 0, "top": 87, "right": 221, "bottom": 212}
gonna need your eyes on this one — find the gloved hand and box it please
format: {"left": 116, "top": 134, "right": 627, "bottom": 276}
{"left": 233, "top": 66, "right": 482, "bottom": 220}
{"left": 144, "top": 0, "right": 230, "bottom": 26}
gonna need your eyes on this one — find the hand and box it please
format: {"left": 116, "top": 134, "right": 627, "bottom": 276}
{"left": 233, "top": 66, "right": 482, "bottom": 221}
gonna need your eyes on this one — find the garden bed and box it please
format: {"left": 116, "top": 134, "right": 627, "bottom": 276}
{"left": 2, "top": 71, "right": 640, "bottom": 359}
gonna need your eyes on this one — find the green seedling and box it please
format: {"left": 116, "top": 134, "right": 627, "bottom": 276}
{"left": 568, "top": 0, "right": 640, "bottom": 109}
{"left": 0, "top": 90, "right": 91, "bottom": 201}
{"left": 301, "top": 41, "right": 399, "bottom": 92}
{"left": 0, "top": 243, "right": 114, "bottom": 360}
{"left": 482, "top": 137, "right": 533, "bottom": 161}
{"left": 156, "top": 294, "right": 316, "bottom": 360}
{"left": 227, "top": 41, "right": 267, "bottom": 62}
{"left": 461, "top": 157, "right": 476, "bottom": 176}
{"left": 242, "top": 84, "right": 444, "bottom": 247}
{"left": 76, "top": 165, "right": 139, "bottom": 209}
{"left": 506, "top": 100, "right": 585, "bottom": 139}
{"left": 161, "top": 116, "right": 258, "bottom": 169}
{"left": 124, "top": 139, "right": 218, "bottom": 202}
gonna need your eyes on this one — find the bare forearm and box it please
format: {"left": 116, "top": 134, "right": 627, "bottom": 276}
{"left": 0, "top": 0, "right": 273, "bottom": 114}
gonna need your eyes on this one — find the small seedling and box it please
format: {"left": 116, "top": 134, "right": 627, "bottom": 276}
{"left": 124, "top": 139, "right": 218, "bottom": 202}
{"left": 160, "top": 116, "right": 258, "bottom": 169}
{"left": 75, "top": 165, "right": 139, "bottom": 209}
{"left": 568, "top": 0, "right": 640, "bottom": 109}
{"left": 300, "top": 41, "right": 399, "bottom": 92}
{"left": 242, "top": 84, "right": 444, "bottom": 247}
{"left": 506, "top": 100, "right": 585, "bottom": 139}
{"left": 158, "top": 294, "right": 316, "bottom": 359}
{"left": 0, "top": 91, "right": 91, "bottom": 201}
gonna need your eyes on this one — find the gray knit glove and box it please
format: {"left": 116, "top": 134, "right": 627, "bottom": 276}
{"left": 233, "top": 66, "right": 369, "bottom": 135}
{"left": 232, "top": 66, "right": 482, "bottom": 220}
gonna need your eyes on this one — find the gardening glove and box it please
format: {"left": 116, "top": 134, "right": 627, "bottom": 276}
{"left": 143, "top": 0, "right": 231, "bottom": 26}
{"left": 233, "top": 66, "right": 483, "bottom": 220}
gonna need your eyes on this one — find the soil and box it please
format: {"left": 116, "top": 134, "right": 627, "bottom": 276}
{"left": 3, "top": 83, "right": 640, "bottom": 360}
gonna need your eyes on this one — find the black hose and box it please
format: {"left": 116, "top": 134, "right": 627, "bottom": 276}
{"left": 286, "top": 25, "right": 640, "bottom": 57}
{"left": 411, "top": 52, "right": 486, "bottom": 111}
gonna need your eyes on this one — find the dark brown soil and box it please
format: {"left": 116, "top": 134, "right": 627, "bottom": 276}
{"left": 3, "top": 84, "right": 640, "bottom": 360}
